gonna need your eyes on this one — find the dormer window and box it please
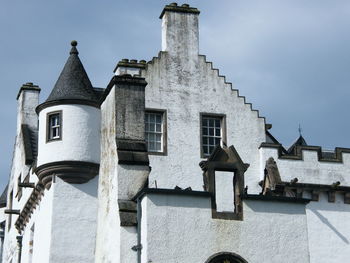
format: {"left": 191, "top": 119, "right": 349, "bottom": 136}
{"left": 47, "top": 111, "right": 62, "bottom": 142}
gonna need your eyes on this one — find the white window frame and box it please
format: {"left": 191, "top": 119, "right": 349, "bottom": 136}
{"left": 145, "top": 109, "right": 167, "bottom": 155}
{"left": 47, "top": 111, "right": 62, "bottom": 142}
{"left": 200, "top": 113, "right": 226, "bottom": 158}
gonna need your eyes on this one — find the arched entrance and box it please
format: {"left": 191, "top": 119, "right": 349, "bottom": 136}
{"left": 205, "top": 252, "right": 248, "bottom": 263}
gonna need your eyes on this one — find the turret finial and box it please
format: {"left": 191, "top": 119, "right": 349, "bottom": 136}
{"left": 70, "top": 40, "right": 79, "bottom": 55}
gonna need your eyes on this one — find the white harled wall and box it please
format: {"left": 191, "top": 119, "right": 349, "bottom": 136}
{"left": 48, "top": 177, "right": 98, "bottom": 263}
{"left": 140, "top": 194, "right": 309, "bottom": 263}
{"left": 37, "top": 104, "right": 101, "bottom": 167}
{"left": 307, "top": 193, "right": 350, "bottom": 263}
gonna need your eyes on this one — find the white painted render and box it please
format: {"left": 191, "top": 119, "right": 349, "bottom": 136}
{"left": 31, "top": 187, "right": 53, "bottom": 263}
{"left": 95, "top": 86, "right": 121, "bottom": 263}
{"left": 140, "top": 194, "right": 309, "bottom": 263}
{"left": 49, "top": 176, "right": 98, "bottom": 263}
{"left": 215, "top": 171, "right": 235, "bottom": 212}
{"left": 306, "top": 193, "right": 350, "bottom": 263}
{"left": 37, "top": 104, "right": 101, "bottom": 167}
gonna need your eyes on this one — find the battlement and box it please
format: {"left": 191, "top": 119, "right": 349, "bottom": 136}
{"left": 259, "top": 143, "right": 350, "bottom": 186}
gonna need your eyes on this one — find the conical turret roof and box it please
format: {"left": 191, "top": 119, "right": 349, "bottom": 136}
{"left": 37, "top": 41, "right": 99, "bottom": 112}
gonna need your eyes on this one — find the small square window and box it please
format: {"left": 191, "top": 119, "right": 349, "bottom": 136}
{"left": 201, "top": 113, "right": 226, "bottom": 157}
{"left": 145, "top": 110, "right": 167, "bottom": 155}
{"left": 47, "top": 111, "right": 62, "bottom": 142}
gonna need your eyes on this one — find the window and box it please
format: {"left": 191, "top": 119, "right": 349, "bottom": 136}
{"left": 47, "top": 111, "right": 62, "bottom": 141}
{"left": 201, "top": 113, "right": 226, "bottom": 157}
{"left": 145, "top": 110, "right": 167, "bottom": 154}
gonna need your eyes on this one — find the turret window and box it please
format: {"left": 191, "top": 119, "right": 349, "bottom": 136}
{"left": 47, "top": 111, "right": 62, "bottom": 142}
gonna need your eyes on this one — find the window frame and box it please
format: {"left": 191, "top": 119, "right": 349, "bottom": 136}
{"left": 145, "top": 109, "right": 167, "bottom": 156}
{"left": 200, "top": 112, "right": 227, "bottom": 158}
{"left": 46, "top": 110, "right": 62, "bottom": 142}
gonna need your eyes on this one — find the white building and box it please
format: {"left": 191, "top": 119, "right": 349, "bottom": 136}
{"left": 1, "top": 3, "right": 350, "bottom": 263}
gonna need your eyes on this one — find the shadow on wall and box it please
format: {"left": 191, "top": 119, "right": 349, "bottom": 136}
{"left": 309, "top": 209, "right": 349, "bottom": 244}
{"left": 244, "top": 200, "right": 306, "bottom": 215}
{"left": 70, "top": 176, "right": 99, "bottom": 198}
{"left": 150, "top": 194, "right": 211, "bottom": 209}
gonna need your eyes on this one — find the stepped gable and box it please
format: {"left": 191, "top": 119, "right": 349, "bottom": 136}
{"left": 40, "top": 41, "right": 98, "bottom": 111}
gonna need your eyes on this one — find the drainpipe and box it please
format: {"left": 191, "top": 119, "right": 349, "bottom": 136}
{"left": 132, "top": 197, "right": 142, "bottom": 263}
{"left": 16, "top": 236, "right": 22, "bottom": 263}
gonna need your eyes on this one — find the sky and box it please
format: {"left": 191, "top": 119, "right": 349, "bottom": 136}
{"left": 0, "top": 0, "right": 349, "bottom": 190}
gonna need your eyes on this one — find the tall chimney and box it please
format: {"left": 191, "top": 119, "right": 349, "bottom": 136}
{"left": 16, "top": 82, "right": 41, "bottom": 134}
{"left": 160, "top": 3, "right": 200, "bottom": 58}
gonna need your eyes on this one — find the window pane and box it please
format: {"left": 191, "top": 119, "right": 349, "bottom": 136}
{"left": 149, "top": 123, "right": 155, "bottom": 132}
{"left": 203, "top": 118, "right": 208, "bottom": 127}
{"left": 203, "top": 137, "right": 208, "bottom": 145}
{"left": 215, "top": 128, "right": 220, "bottom": 136}
{"left": 215, "top": 138, "right": 220, "bottom": 146}
{"left": 150, "top": 114, "right": 155, "bottom": 123}
{"left": 202, "top": 127, "right": 208, "bottom": 136}
{"left": 156, "top": 124, "right": 161, "bottom": 132}
{"left": 209, "top": 128, "right": 214, "bottom": 136}
{"left": 209, "top": 146, "right": 214, "bottom": 153}
{"left": 209, "top": 137, "right": 214, "bottom": 145}
{"left": 156, "top": 115, "right": 161, "bottom": 123}
{"left": 209, "top": 119, "right": 214, "bottom": 127}
{"left": 149, "top": 142, "right": 155, "bottom": 151}
{"left": 215, "top": 119, "right": 220, "bottom": 127}
{"left": 156, "top": 134, "right": 161, "bottom": 142}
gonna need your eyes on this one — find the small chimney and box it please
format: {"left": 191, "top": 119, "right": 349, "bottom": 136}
{"left": 113, "top": 59, "right": 147, "bottom": 76}
{"left": 16, "top": 82, "right": 41, "bottom": 134}
{"left": 160, "top": 3, "right": 200, "bottom": 58}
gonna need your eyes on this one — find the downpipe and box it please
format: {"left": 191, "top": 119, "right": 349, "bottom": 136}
{"left": 16, "top": 236, "right": 22, "bottom": 263}
{"left": 132, "top": 197, "right": 142, "bottom": 263}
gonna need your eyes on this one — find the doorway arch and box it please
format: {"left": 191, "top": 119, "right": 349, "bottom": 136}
{"left": 205, "top": 252, "right": 248, "bottom": 263}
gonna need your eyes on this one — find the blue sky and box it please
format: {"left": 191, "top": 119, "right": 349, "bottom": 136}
{"left": 1, "top": 1, "right": 350, "bottom": 190}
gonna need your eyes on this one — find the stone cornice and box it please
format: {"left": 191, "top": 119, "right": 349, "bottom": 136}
{"left": 35, "top": 161, "right": 99, "bottom": 189}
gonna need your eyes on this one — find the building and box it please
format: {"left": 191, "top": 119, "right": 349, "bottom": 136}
{"left": 1, "top": 3, "right": 350, "bottom": 263}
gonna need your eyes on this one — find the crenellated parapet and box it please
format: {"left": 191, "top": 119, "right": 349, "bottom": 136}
{"left": 259, "top": 144, "right": 350, "bottom": 198}
{"left": 260, "top": 143, "right": 350, "bottom": 163}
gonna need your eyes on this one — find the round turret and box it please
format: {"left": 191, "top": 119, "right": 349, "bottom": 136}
{"left": 35, "top": 41, "right": 100, "bottom": 188}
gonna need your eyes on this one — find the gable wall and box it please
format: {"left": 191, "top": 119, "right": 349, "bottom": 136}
{"left": 142, "top": 53, "right": 265, "bottom": 193}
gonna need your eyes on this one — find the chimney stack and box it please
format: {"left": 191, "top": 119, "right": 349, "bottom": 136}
{"left": 160, "top": 3, "right": 200, "bottom": 58}
{"left": 16, "top": 82, "right": 41, "bottom": 134}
